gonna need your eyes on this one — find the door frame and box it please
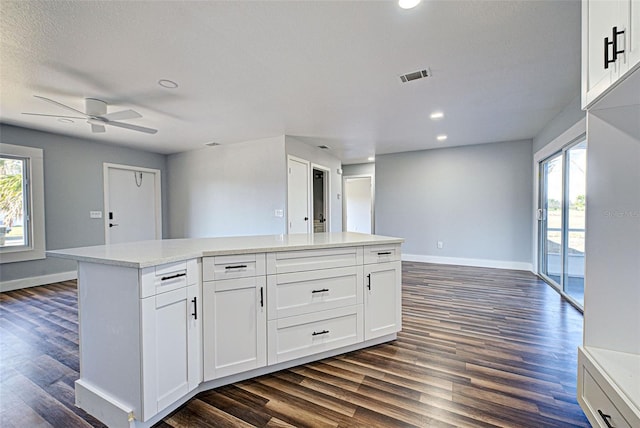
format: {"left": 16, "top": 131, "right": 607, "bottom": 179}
{"left": 103, "top": 163, "right": 162, "bottom": 244}
{"left": 311, "top": 163, "right": 331, "bottom": 233}
{"left": 286, "top": 155, "right": 311, "bottom": 234}
{"left": 342, "top": 174, "right": 375, "bottom": 234}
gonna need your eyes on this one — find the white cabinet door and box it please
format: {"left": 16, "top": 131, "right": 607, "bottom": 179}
{"left": 364, "top": 261, "right": 402, "bottom": 340}
{"left": 583, "top": 0, "right": 640, "bottom": 107}
{"left": 141, "top": 285, "right": 200, "bottom": 420}
{"left": 203, "top": 277, "right": 267, "bottom": 381}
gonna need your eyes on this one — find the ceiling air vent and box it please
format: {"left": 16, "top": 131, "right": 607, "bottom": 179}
{"left": 400, "top": 69, "right": 430, "bottom": 83}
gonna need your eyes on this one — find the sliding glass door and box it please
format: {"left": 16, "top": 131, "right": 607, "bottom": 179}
{"left": 539, "top": 140, "right": 587, "bottom": 308}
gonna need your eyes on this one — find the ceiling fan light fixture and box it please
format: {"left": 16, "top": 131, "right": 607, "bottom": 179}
{"left": 398, "top": 0, "right": 421, "bottom": 10}
{"left": 158, "top": 79, "right": 179, "bottom": 89}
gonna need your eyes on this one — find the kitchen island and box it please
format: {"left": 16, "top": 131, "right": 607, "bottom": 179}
{"left": 48, "top": 232, "right": 403, "bottom": 428}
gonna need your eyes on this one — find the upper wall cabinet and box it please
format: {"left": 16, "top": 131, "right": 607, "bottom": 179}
{"left": 582, "top": 0, "right": 640, "bottom": 108}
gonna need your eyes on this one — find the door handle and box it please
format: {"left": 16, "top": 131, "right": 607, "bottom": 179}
{"left": 109, "top": 223, "right": 119, "bottom": 228}
{"left": 304, "top": 217, "right": 309, "bottom": 221}
{"left": 191, "top": 297, "right": 197, "bottom": 320}
{"left": 367, "top": 274, "right": 371, "bottom": 290}
{"left": 260, "top": 287, "right": 264, "bottom": 308}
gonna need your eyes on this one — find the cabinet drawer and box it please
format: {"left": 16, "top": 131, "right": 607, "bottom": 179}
{"left": 267, "top": 305, "right": 363, "bottom": 365}
{"left": 266, "top": 247, "right": 362, "bottom": 274}
{"left": 141, "top": 259, "right": 197, "bottom": 298}
{"left": 363, "top": 244, "right": 401, "bottom": 264}
{"left": 202, "top": 253, "right": 265, "bottom": 281}
{"left": 578, "top": 348, "right": 639, "bottom": 428}
{"left": 267, "top": 266, "right": 362, "bottom": 320}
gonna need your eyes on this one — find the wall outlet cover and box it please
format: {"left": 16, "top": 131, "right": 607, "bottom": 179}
{"left": 274, "top": 209, "right": 284, "bottom": 218}
{"left": 90, "top": 211, "right": 103, "bottom": 219}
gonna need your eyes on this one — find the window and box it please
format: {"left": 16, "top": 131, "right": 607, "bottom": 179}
{"left": 0, "top": 143, "right": 45, "bottom": 263}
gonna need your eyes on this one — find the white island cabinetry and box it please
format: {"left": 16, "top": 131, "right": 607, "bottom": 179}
{"left": 202, "top": 253, "right": 267, "bottom": 380}
{"left": 48, "top": 232, "right": 403, "bottom": 428}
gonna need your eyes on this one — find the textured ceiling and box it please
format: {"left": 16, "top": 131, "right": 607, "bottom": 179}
{"left": 0, "top": 0, "right": 581, "bottom": 163}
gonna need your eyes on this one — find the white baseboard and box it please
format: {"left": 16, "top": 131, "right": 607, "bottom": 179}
{"left": 1, "top": 270, "right": 77, "bottom": 292}
{"left": 402, "top": 253, "right": 533, "bottom": 272}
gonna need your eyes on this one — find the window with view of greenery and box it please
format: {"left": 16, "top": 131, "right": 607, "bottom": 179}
{"left": 0, "top": 156, "right": 28, "bottom": 248}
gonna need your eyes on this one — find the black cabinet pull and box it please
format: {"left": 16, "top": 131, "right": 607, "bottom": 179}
{"left": 161, "top": 272, "right": 186, "bottom": 281}
{"left": 260, "top": 287, "right": 264, "bottom": 308}
{"left": 605, "top": 26, "right": 625, "bottom": 69}
{"left": 191, "top": 297, "right": 197, "bottom": 320}
{"left": 597, "top": 410, "right": 614, "bottom": 428}
{"left": 367, "top": 273, "right": 371, "bottom": 290}
{"left": 311, "top": 288, "right": 329, "bottom": 294}
{"left": 225, "top": 264, "right": 247, "bottom": 270}
{"left": 312, "top": 330, "right": 329, "bottom": 336}
{"left": 377, "top": 251, "right": 392, "bottom": 255}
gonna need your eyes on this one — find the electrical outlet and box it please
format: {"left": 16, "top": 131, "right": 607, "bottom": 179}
{"left": 90, "top": 211, "right": 103, "bottom": 219}
{"left": 437, "top": 241, "right": 443, "bottom": 249}
{"left": 274, "top": 209, "right": 284, "bottom": 218}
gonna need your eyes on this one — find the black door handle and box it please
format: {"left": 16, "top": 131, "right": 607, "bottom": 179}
{"left": 367, "top": 274, "right": 371, "bottom": 290}
{"left": 109, "top": 223, "right": 119, "bottom": 228}
{"left": 597, "top": 410, "right": 614, "bottom": 428}
{"left": 312, "top": 330, "right": 329, "bottom": 336}
{"left": 304, "top": 217, "right": 309, "bottom": 221}
{"left": 191, "top": 297, "right": 197, "bottom": 320}
{"left": 260, "top": 287, "right": 264, "bottom": 308}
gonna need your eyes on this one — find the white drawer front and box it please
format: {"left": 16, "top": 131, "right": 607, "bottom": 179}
{"left": 141, "top": 260, "right": 194, "bottom": 298}
{"left": 582, "top": 368, "right": 632, "bottom": 428}
{"left": 202, "top": 253, "right": 265, "bottom": 281}
{"left": 266, "top": 247, "right": 362, "bottom": 274}
{"left": 267, "top": 306, "right": 363, "bottom": 365}
{"left": 267, "top": 266, "right": 362, "bottom": 320}
{"left": 363, "top": 244, "right": 401, "bottom": 264}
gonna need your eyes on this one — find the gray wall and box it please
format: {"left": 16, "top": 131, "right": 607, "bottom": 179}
{"left": 0, "top": 124, "right": 168, "bottom": 282}
{"left": 343, "top": 163, "right": 374, "bottom": 177}
{"left": 376, "top": 140, "right": 533, "bottom": 264}
{"left": 533, "top": 95, "right": 585, "bottom": 153}
{"left": 167, "top": 136, "right": 287, "bottom": 238}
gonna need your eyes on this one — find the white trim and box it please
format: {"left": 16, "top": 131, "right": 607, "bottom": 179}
{"left": 1, "top": 270, "right": 77, "bottom": 292}
{"left": 0, "top": 143, "right": 46, "bottom": 263}
{"left": 532, "top": 118, "right": 586, "bottom": 274}
{"left": 103, "top": 163, "right": 162, "bottom": 244}
{"left": 402, "top": 253, "right": 533, "bottom": 272}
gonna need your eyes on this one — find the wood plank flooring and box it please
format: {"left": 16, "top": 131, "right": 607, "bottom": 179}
{"left": 0, "top": 262, "right": 589, "bottom": 427}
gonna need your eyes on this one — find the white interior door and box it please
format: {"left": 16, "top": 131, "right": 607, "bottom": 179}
{"left": 105, "top": 164, "right": 161, "bottom": 244}
{"left": 345, "top": 176, "right": 373, "bottom": 234}
{"left": 287, "top": 157, "right": 310, "bottom": 234}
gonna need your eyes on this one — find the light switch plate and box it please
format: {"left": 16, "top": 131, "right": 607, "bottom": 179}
{"left": 90, "top": 211, "right": 103, "bottom": 219}
{"left": 274, "top": 209, "right": 284, "bottom": 218}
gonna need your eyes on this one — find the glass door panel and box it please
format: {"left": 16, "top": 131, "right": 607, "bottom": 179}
{"left": 564, "top": 142, "right": 587, "bottom": 306}
{"left": 540, "top": 154, "right": 564, "bottom": 287}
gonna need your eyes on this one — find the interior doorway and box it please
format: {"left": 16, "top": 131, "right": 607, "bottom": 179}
{"left": 287, "top": 156, "right": 310, "bottom": 234}
{"left": 104, "top": 163, "right": 162, "bottom": 244}
{"left": 344, "top": 175, "right": 373, "bottom": 234}
{"left": 312, "top": 166, "right": 330, "bottom": 233}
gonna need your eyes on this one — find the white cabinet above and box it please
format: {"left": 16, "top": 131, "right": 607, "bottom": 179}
{"left": 582, "top": 0, "right": 640, "bottom": 108}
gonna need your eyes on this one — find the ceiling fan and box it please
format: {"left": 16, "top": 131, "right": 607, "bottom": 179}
{"left": 23, "top": 95, "right": 158, "bottom": 134}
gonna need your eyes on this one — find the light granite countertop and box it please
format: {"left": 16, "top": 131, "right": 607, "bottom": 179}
{"left": 46, "top": 232, "right": 404, "bottom": 269}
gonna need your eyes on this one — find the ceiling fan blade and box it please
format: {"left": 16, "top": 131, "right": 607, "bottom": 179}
{"left": 91, "top": 124, "right": 106, "bottom": 133}
{"left": 34, "top": 95, "right": 88, "bottom": 117}
{"left": 100, "top": 109, "right": 142, "bottom": 121}
{"left": 22, "top": 112, "right": 86, "bottom": 119}
{"left": 103, "top": 120, "right": 158, "bottom": 134}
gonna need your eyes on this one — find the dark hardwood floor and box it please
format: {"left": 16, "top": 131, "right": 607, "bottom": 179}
{"left": 0, "top": 262, "right": 589, "bottom": 427}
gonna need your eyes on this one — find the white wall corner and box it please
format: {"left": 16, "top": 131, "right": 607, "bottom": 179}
{"left": 402, "top": 253, "right": 533, "bottom": 273}
{"left": 1, "top": 270, "right": 77, "bottom": 292}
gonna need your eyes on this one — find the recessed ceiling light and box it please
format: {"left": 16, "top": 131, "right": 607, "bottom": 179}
{"left": 57, "top": 118, "right": 74, "bottom": 124}
{"left": 430, "top": 112, "right": 444, "bottom": 120}
{"left": 398, "top": 0, "right": 421, "bottom": 9}
{"left": 158, "top": 79, "right": 179, "bottom": 89}
{"left": 205, "top": 141, "right": 220, "bottom": 147}
{"left": 368, "top": 156, "right": 375, "bottom": 162}
{"left": 437, "top": 134, "right": 448, "bottom": 141}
